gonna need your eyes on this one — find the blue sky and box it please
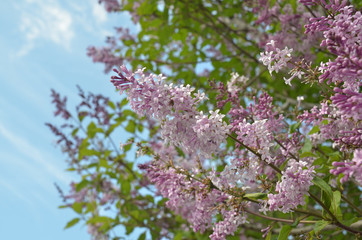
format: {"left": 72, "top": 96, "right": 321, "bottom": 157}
{"left": 0, "top": 0, "right": 136, "bottom": 239}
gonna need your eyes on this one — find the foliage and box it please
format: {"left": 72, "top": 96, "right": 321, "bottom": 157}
{"left": 48, "top": 0, "right": 361, "bottom": 239}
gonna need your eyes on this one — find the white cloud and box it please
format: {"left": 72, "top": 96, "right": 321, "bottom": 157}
{"left": 16, "top": 0, "right": 74, "bottom": 57}
{"left": 92, "top": 1, "right": 108, "bottom": 24}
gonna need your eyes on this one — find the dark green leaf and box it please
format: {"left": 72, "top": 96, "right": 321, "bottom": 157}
{"left": 277, "top": 225, "right": 292, "bottom": 240}
{"left": 138, "top": 232, "right": 146, "bottom": 240}
{"left": 312, "top": 177, "right": 333, "bottom": 200}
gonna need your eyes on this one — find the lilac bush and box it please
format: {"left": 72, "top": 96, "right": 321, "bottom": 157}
{"left": 48, "top": 0, "right": 362, "bottom": 239}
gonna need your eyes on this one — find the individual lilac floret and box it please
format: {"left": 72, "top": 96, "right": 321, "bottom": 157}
{"left": 266, "top": 160, "right": 315, "bottom": 213}
{"left": 209, "top": 210, "right": 248, "bottom": 240}
{"left": 259, "top": 40, "right": 293, "bottom": 76}
{"left": 111, "top": 65, "right": 230, "bottom": 157}
{"left": 330, "top": 149, "right": 362, "bottom": 186}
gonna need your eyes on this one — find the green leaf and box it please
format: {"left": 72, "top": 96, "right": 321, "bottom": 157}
{"left": 125, "top": 225, "right": 134, "bottom": 235}
{"left": 120, "top": 98, "right": 129, "bottom": 107}
{"left": 78, "top": 148, "right": 99, "bottom": 160}
{"left": 265, "top": 229, "right": 272, "bottom": 240}
{"left": 125, "top": 120, "right": 136, "bottom": 133}
{"left": 300, "top": 138, "right": 312, "bottom": 153}
{"left": 174, "top": 232, "right": 183, "bottom": 240}
{"left": 87, "top": 121, "right": 104, "bottom": 138}
{"left": 277, "top": 225, "right": 292, "bottom": 240}
{"left": 108, "top": 101, "right": 116, "bottom": 110}
{"left": 121, "top": 181, "right": 131, "bottom": 195}
{"left": 290, "top": 122, "right": 301, "bottom": 133}
{"left": 76, "top": 179, "right": 90, "bottom": 192}
{"left": 87, "top": 121, "right": 96, "bottom": 132}
{"left": 308, "top": 125, "right": 320, "bottom": 135}
{"left": 312, "top": 177, "right": 333, "bottom": 200}
{"left": 78, "top": 112, "right": 87, "bottom": 122}
{"left": 99, "top": 159, "right": 110, "bottom": 168}
{"left": 244, "top": 193, "right": 267, "bottom": 200}
{"left": 341, "top": 216, "right": 357, "bottom": 226}
{"left": 313, "top": 220, "right": 330, "bottom": 234}
{"left": 321, "top": 119, "right": 328, "bottom": 125}
{"left": 331, "top": 191, "right": 342, "bottom": 220}
{"left": 300, "top": 152, "right": 317, "bottom": 159}
{"left": 72, "top": 202, "right": 83, "bottom": 214}
{"left": 106, "top": 121, "right": 122, "bottom": 136}
{"left": 138, "top": 232, "right": 146, "bottom": 240}
{"left": 86, "top": 202, "right": 97, "bottom": 213}
{"left": 71, "top": 128, "right": 79, "bottom": 136}
{"left": 87, "top": 216, "right": 114, "bottom": 224}
{"left": 64, "top": 218, "right": 80, "bottom": 229}
{"left": 313, "top": 177, "right": 333, "bottom": 216}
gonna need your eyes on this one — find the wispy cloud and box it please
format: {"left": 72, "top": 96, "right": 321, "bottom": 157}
{"left": 0, "top": 120, "right": 70, "bottom": 185}
{"left": 0, "top": 179, "right": 32, "bottom": 205}
{"left": 16, "top": 0, "right": 74, "bottom": 57}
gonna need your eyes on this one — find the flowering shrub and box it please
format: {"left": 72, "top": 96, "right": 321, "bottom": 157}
{"left": 48, "top": 0, "right": 362, "bottom": 239}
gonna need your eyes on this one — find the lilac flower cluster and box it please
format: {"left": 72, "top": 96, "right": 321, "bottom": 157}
{"left": 227, "top": 72, "right": 248, "bottom": 97}
{"left": 139, "top": 162, "right": 228, "bottom": 233}
{"left": 330, "top": 149, "right": 362, "bottom": 186}
{"left": 331, "top": 87, "right": 362, "bottom": 121}
{"left": 87, "top": 28, "right": 135, "bottom": 73}
{"left": 259, "top": 40, "right": 293, "bottom": 76}
{"left": 300, "top": 97, "right": 362, "bottom": 150}
{"left": 266, "top": 160, "right": 315, "bottom": 213}
{"left": 210, "top": 210, "right": 248, "bottom": 240}
{"left": 237, "top": 119, "right": 274, "bottom": 162}
{"left": 304, "top": 2, "right": 362, "bottom": 90}
{"left": 111, "top": 65, "right": 230, "bottom": 157}
{"left": 98, "top": 0, "right": 120, "bottom": 12}
{"left": 50, "top": 89, "right": 71, "bottom": 120}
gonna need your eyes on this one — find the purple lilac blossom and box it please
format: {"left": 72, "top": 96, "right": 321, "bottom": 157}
{"left": 209, "top": 209, "right": 248, "bottom": 240}
{"left": 304, "top": 2, "right": 362, "bottom": 90}
{"left": 236, "top": 119, "right": 275, "bottom": 163}
{"left": 330, "top": 148, "right": 362, "bottom": 186}
{"left": 227, "top": 72, "right": 248, "bottom": 97}
{"left": 139, "top": 162, "right": 228, "bottom": 233}
{"left": 87, "top": 28, "right": 135, "bottom": 73}
{"left": 111, "top": 65, "right": 230, "bottom": 157}
{"left": 259, "top": 40, "right": 293, "bottom": 76}
{"left": 266, "top": 160, "right": 315, "bottom": 213}
{"left": 98, "top": 0, "right": 120, "bottom": 12}
{"left": 50, "top": 89, "right": 71, "bottom": 120}
{"left": 298, "top": 100, "right": 362, "bottom": 150}
{"left": 331, "top": 88, "right": 362, "bottom": 121}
